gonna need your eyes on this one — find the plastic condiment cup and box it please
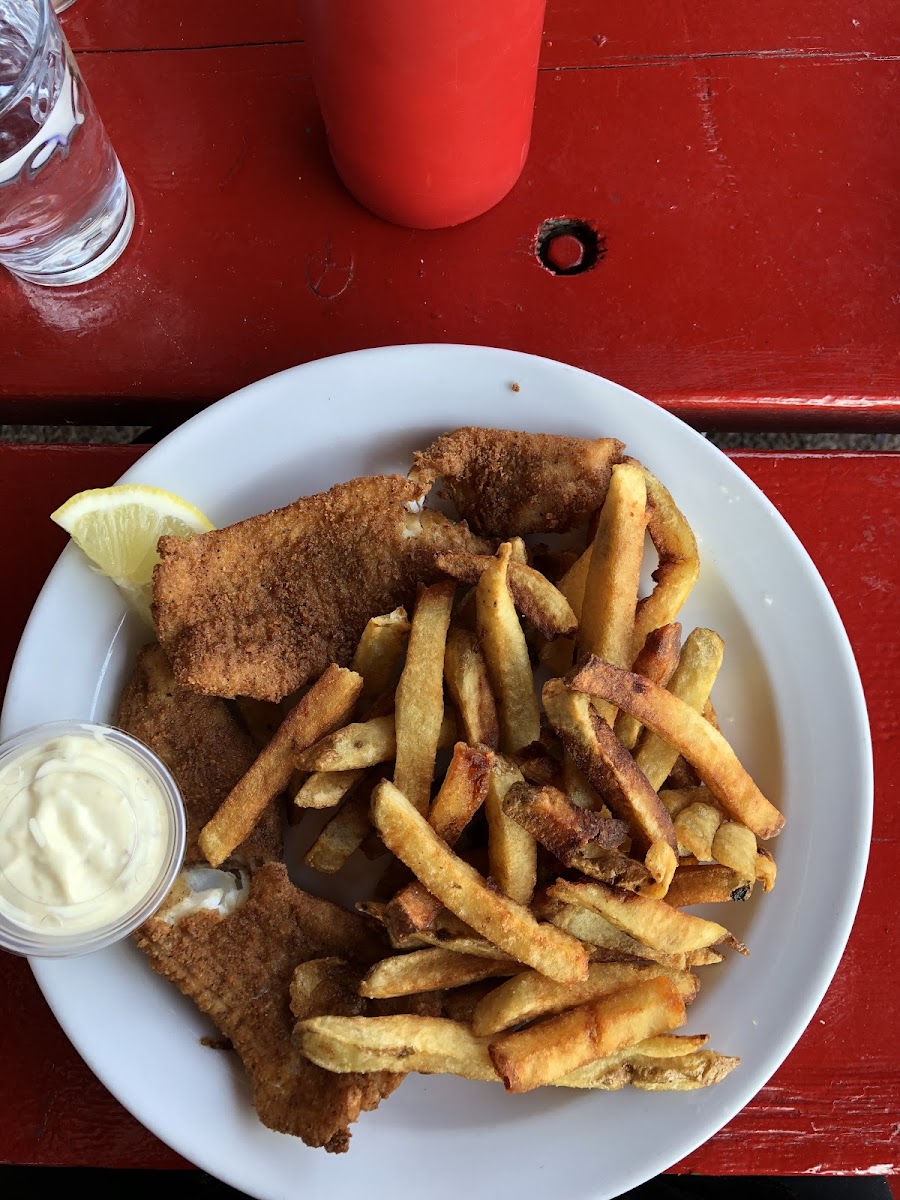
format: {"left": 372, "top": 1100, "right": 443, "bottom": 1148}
{"left": 0, "top": 721, "right": 185, "bottom": 958}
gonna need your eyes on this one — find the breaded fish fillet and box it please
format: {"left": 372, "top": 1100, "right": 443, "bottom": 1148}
{"left": 410, "top": 427, "right": 623, "bottom": 537}
{"left": 136, "top": 862, "right": 396, "bottom": 1152}
{"left": 153, "top": 474, "right": 487, "bottom": 702}
{"left": 117, "top": 644, "right": 282, "bottom": 866}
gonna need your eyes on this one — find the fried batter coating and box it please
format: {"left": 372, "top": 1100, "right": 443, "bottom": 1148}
{"left": 410, "top": 427, "right": 623, "bottom": 537}
{"left": 153, "top": 475, "right": 487, "bottom": 702}
{"left": 117, "top": 644, "right": 282, "bottom": 866}
{"left": 136, "top": 863, "right": 395, "bottom": 1152}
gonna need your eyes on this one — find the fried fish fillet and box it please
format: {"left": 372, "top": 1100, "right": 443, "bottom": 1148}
{"left": 136, "top": 862, "right": 397, "bottom": 1152}
{"left": 117, "top": 643, "right": 282, "bottom": 866}
{"left": 153, "top": 474, "right": 487, "bottom": 702}
{"left": 410, "top": 427, "right": 624, "bottom": 537}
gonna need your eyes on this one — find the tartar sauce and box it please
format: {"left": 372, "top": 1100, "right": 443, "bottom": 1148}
{"left": 0, "top": 730, "right": 171, "bottom": 936}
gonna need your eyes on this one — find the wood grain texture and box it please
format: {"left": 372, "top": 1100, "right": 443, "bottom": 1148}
{"left": 1, "top": 38, "right": 897, "bottom": 425}
{"left": 0, "top": 444, "right": 896, "bottom": 1174}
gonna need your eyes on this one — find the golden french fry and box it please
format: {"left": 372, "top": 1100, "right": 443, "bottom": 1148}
{"left": 444, "top": 625, "right": 500, "bottom": 750}
{"left": 371, "top": 780, "right": 589, "bottom": 983}
{"left": 635, "top": 628, "right": 724, "bottom": 790}
{"left": 756, "top": 847, "right": 777, "bottom": 891}
{"left": 502, "top": 781, "right": 628, "bottom": 864}
{"left": 234, "top": 696, "right": 283, "bottom": 749}
{"left": 563, "top": 757, "right": 605, "bottom": 812}
{"left": 297, "top": 1014, "right": 498, "bottom": 1081}
{"left": 712, "top": 821, "right": 759, "bottom": 882}
{"left": 628, "top": 460, "right": 700, "bottom": 662}
{"left": 508, "top": 743, "right": 564, "bottom": 788}
{"left": 350, "top": 607, "right": 411, "bottom": 716}
{"left": 394, "top": 581, "right": 456, "bottom": 813}
{"left": 199, "top": 664, "right": 362, "bottom": 867}
{"left": 384, "top": 743, "right": 493, "bottom": 937}
{"left": 664, "top": 864, "right": 752, "bottom": 907}
{"left": 477, "top": 543, "right": 541, "bottom": 754}
{"left": 577, "top": 462, "right": 648, "bottom": 724}
{"left": 629, "top": 1048, "right": 740, "bottom": 1091}
{"left": 548, "top": 878, "right": 746, "bottom": 955}
{"left": 659, "top": 786, "right": 712, "bottom": 818}
{"left": 488, "top": 976, "right": 687, "bottom": 1093}
{"left": 615, "top": 623, "right": 683, "bottom": 751}
{"left": 543, "top": 680, "right": 676, "bottom": 854}
{"left": 567, "top": 659, "right": 785, "bottom": 840}
{"left": 471, "top": 961, "right": 697, "bottom": 1038}
{"left": 545, "top": 902, "right": 691, "bottom": 969}
{"left": 298, "top": 712, "right": 455, "bottom": 772}
{"left": 571, "top": 849, "right": 652, "bottom": 891}
{"left": 360, "top": 948, "right": 517, "bottom": 999}
{"left": 303, "top": 775, "right": 381, "bottom": 874}
{"left": 558, "top": 1035, "right": 713, "bottom": 1088}
{"left": 436, "top": 552, "right": 577, "bottom": 639}
{"left": 539, "top": 543, "right": 592, "bottom": 677}
{"left": 486, "top": 757, "right": 536, "bottom": 905}
{"left": 641, "top": 839, "right": 678, "bottom": 899}
{"left": 294, "top": 768, "right": 367, "bottom": 810}
{"left": 674, "top": 801, "right": 723, "bottom": 861}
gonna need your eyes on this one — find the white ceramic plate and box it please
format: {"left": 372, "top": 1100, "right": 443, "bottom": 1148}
{"left": 2, "top": 346, "right": 871, "bottom": 1200}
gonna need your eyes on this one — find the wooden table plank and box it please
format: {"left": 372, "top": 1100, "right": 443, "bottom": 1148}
{"left": 59, "top": 0, "right": 900, "bottom": 61}
{"left": 0, "top": 444, "right": 896, "bottom": 1175}
{"left": 1, "top": 47, "right": 897, "bottom": 427}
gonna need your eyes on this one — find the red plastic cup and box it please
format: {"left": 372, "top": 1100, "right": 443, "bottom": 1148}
{"left": 304, "top": 0, "right": 547, "bottom": 229}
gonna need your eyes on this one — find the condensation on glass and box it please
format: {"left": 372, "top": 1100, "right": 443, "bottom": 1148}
{"left": 0, "top": 0, "right": 133, "bottom": 285}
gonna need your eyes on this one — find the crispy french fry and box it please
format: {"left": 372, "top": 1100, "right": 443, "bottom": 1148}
{"left": 546, "top": 902, "right": 690, "bottom": 969}
{"left": 577, "top": 462, "right": 648, "bottom": 724}
{"left": 393, "top": 581, "right": 456, "bottom": 813}
{"left": 294, "top": 768, "right": 367, "bottom": 810}
{"left": 360, "top": 948, "right": 517, "bottom": 998}
{"left": 486, "top": 758, "right": 536, "bottom": 905}
{"left": 436, "top": 552, "right": 577, "bottom": 639}
{"left": 508, "top": 743, "right": 564, "bottom": 788}
{"left": 477, "top": 543, "right": 541, "bottom": 753}
{"left": 665, "top": 864, "right": 752, "bottom": 907}
{"left": 548, "top": 878, "right": 746, "bottom": 955}
{"left": 630, "top": 1048, "right": 740, "bottom": 1090}
{"left": 628, "top": 461, "right": 700, "bottom": 662}
{"left": 350, "top": 607, "right": 411, "bottom": 716}
{"left": 502, "top": 781, "right": 628, "bottom": 864}
{"left": 371, "top": 780, "right": 589, "bottom": 983}
{"left": 563, "top": 757, "right": 605, "bottom": 812}
{"left": 712, "top": 821, "right": 759, "bottom": 882}
{"left": 444, "top": 625, "right": 500, "bottom": 750}
{"left": 659, "top": 786, "right": 712, "bottom": 818}
{"left": 543, "top": 680, "right": 676, "bottom": 854}
{"left": 488, "top": 976, "right": 687, "bottom": 1093}
{"left": 674, "top": 801, "right": 723, "bottom": 861}
{"left": 539, "top": 543, "right": 593, "bottom": 676}
{"left": 641, "top": 839, "right": 678, "bottom": 899}
{"left": 297, "top": 1014, "right": 498, "bottom": 1081}
{"left": 570, "top": 849, "right": 652, "bottom": 890}
{"left": 615, "top": 623, "right": 682, "bottom": 751}
{"left": 634, "top": 628, "right": 724, "bottom": 790}
{"left": 568, "top": 660, "right": 785, "bottom": 840}
{"left": 199, "top": 664, "right": 362, "bottom": 867}
{"left": 756, "top": 847, "right": 777, "bottom": 891}
{"left": 384, "top": 743, "right": 493, "bottom": 937}
{"left": 303, "top": 774, "right": 382, "bottom": 874}
{"left": 298, "top": 712, "right": 455, "bottom": 772}
{"left": 415, "top": 932, "right": 518, "bottom": 960}
{"left": 471, "top": 962, "right": 697, "bottom": 1037}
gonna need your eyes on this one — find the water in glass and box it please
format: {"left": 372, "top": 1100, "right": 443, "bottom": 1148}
{"left": 0, "top": 0, "right": 133, "bottom": 285}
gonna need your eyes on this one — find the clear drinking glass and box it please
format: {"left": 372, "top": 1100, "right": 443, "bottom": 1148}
{"left": 0, "top": 0, "right": 133, "bottom": 286}
{"left": 52, "top": 2, "right": 77, "bottom": 12}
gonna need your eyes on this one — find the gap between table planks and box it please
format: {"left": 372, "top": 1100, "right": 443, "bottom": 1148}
{"left": 1, "top": 41, "right": 897, "bottom": 428}
{"left": 0, "top": 443, "right": 896, "bottom": 1175}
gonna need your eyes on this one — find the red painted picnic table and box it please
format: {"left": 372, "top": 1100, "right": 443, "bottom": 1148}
{"left": 1, "top": 0, "right": 898, "bottom": 1186}
{"left": 0, "top": 0, "right": 898, "bottom": 427}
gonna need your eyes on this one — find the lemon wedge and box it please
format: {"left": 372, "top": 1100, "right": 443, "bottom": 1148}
{"left": 51, "top": 485, "right": 214, "bottom": 622}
